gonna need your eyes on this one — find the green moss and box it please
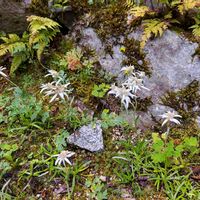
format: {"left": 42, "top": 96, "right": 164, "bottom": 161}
{"left": 90, "top": 1, "right": 128, "bottom": 41}
{"left": 122, "top": 37, "right": 151, "bottom": 75}
{"left": 29, "top": 0, "right": 49, "bottom": 16}
{"left": 171, "top": 122, "right": 200, "bottom": 138}
{"left": 136, "top": 97, "right": 153, "bottom": 112}
{"left": 69, "top": 0, "right": 90, "bottom": 15}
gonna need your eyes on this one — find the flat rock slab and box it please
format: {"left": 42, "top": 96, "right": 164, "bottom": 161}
{"left": 72, "top": 22, "right": 200, "bottom": 129}
{"left": 67, "top": 123, "right": 104, "bottom": 152}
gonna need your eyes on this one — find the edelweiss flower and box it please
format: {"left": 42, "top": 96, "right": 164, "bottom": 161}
{"left": 46, "top": 83, "right": 72, "bottom": 103}
{"left": 53, "top": 150, "right": 75, "bottom": 166}
{"left": 40, "top": 82, "right": 55, "bottom": 93}
{"left": 123, "top": 75, "right": 149, "bottom": 93}
{"left": 108, "top": 84, "right": 121, "bottom": 96}
{"left": 121, "top": 65, "right": 135, "bottom": 76}
{"left": 0, "top": 66, "right": 8, "bottom": 78}
{"left": 108, "top": 85, "right": 135, "bottom": 109}
{"left": 40, "top": 82, "right": 72, "bottom": 103}
{"left": 45, "top": 69, "right": 60, "bottom": 78}
{"left": 160, "top": 111, "right": 182, "bottom": 126}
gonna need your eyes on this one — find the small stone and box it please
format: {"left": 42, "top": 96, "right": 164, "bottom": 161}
{"left": 99, "top": 175, "right": 107, "bottom": 182}
{"left": 137, "top": 60, "right": 143, "bottom": 65}
{"left": 67, "top": 123, "right": 104, "bottom": 152}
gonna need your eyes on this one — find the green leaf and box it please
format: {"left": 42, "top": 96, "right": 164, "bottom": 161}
{"left": 54, "top": 130, "right": 69, "bottom": 151}
{"left": 184, "top": 137, "right": 198, "bottom": 147}
{"left": 152, "top": 132, "right": 160, "bottom": 143}
{"left": 10, "top": 54, "right": 24, "bottom": 74}
{"left": 92, "top": 83, "right": 110, "bottom": 98}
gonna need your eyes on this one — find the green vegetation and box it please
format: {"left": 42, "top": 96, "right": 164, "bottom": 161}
{"left": 0, "top": 0, "right": 200, "bottom": 199}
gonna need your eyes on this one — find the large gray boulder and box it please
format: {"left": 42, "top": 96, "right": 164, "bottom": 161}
{"left": 71, "top": 23, "right": 200, "bottom": 129}
{"left": 67, "top": 123, "right": 104, "bottom": 152}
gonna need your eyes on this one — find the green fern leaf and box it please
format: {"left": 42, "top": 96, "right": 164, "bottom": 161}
{"left": 37, "top": 42, "right": 46, "bottom": 62}
{"left": 178, "top": 0, "right": 197, "bottom": 15}
{"left": 10, "top": 53, "right": 26, "bottom": 74}
{"left": 141, "top": 19, "right": 168, "bottom": 49}
{"left": 0, "top": 33, "right": 30, "bottom": 74}
{"left": 27, "top": 15, "right": 60, "bottom": 61}
{"left": 129, "top": 6, "right": 149, "bottom": 18}
{"left": 190, "top": 24, "right": 200, "bottom": 37}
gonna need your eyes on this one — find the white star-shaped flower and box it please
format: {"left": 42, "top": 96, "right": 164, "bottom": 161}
{"left": 53, "top": 150, "right": 75, "bottom": 166}
{"left": 160, "top": 111, "right": 182, "bottom": 126}
{"left": 108, "top": 85, "right": 135, "bottom": 110}
{"left": 45, "top": 69, "right": 60, "bottom": 79}
{"left": 123, "top": 75, "right": 149, "bottom": 93}
{"left": 121, "top": 65, "right": 135, "bottom": 76}
{"left": 40, "top": 82, "right": 72, "bottom": 103}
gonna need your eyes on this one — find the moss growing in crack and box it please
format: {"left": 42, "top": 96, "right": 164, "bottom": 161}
{"left": 122, "top": 37, "right": 151, "bottom": 75}
{"left": 161, "top": 80, "right": 200, "bottom": 127}
{"left": 171, "top": 122, "right": 200, "bottom": 138}
{"left": 136, "top": 97, "right": 153, "bottom": 112}
{"left": 90, "top": 1, "right": 128, "bottom": 41}
{"left": 29, "top": 0, "right": 49, "bottom": 15}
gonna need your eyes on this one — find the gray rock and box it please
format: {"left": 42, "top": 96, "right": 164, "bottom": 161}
{"left": 0, "top": 0, "right": 33, "bottom": 34}
{"left": 132, "top": 30, "right": 200, "bottom": 128}
{"left": 144, "top": 30, "right": 200, "bottom": 97}
{"left": 67, "top": 123, "right": 104, "bottom": 152}
{"left": 71, "top": 23, "right": 200, "bottom": 129}
{"left": 73, "top": 27, "right": 126, "bottom": 82}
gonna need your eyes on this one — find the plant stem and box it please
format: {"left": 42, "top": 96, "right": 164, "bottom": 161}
{"left": 4, "top": 76, "right": 18, "bottom": 87}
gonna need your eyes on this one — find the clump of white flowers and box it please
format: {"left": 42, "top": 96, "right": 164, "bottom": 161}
{"left": 108, "top": 85, "right": 136, "bottom": 110}
{"left": 40, "top": 69, "right": 73, "bottom": 103}
{"left": 108, "top": 65, "right": 149, "bottom": 110}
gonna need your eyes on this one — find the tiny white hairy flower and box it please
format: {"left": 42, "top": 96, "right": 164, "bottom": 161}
{"left": 123, "top": 75, "right": 149, "bottom": 93}
{"left": 40, "top": 82, "right": 72, "bottom": 103}
{"left": 45, "top": 69, "right": 60, "bottom": 79}
{"left": 40, "top": 82, "right": 55, "bottom": 93}
{"left": 121, "top": 65, "right": 135, "bottom": 76}
{"left": 53, "top": 150, "right": 75, "bottom": 166}
{"left": 160, "top": 111, "right": 182, "bottom": 127}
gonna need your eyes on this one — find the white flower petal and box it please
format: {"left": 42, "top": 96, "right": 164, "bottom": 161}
{"left": 171, "top": 118, "right": 181, "bottom": 125}
{"left": 55, "top": 158, "right": 59, "bottom": 165}
{"left": 64, "top": 158, "right": 72, "bottom": 165}
{"left": 162, "top": 119, "right": 168, "bottom": 126}
{"left": 50, "top": 94, "right": 58, "bottom": 103}
{"left": 66, "top": 152, "right": 75, "bottom": 157}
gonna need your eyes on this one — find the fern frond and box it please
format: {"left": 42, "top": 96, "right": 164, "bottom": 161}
{"left": 0, "top": 34, "right": 28, "bottom": 56}
{"left": 177, "top": 0, "right": 197, "bottom": 15}
{"left": 129, "top": 6, "right": 149, "bottom": 18}
{"left": 125, "top": 0, "right": 134, "bottom": 8}
{"left": 27, "top": 15, "right": 60, "bottom": 61}
{"left": 141, "top": 19, "right": 168, "bottom": 49}
{"left": 27, "top": 15, "right": 60, "bottom": 32}
{"left": 10, "top": 53, "right": 27, "bottom": 74}
{"left": 0, "top": 33, "right": 30, "bottom": 74}
{"left": 190, "top": 24, "right": 200, "bottom": 37}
